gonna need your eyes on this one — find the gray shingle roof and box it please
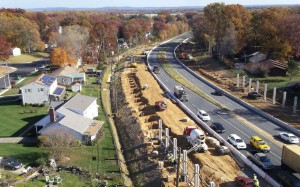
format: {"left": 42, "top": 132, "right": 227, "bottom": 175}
{"left": 63, "top": 93, "right": 97, "bottom": 111}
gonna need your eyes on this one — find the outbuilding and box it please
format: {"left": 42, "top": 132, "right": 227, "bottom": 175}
{"left": 12, "top": 47, "right": 21, "bottom": 56}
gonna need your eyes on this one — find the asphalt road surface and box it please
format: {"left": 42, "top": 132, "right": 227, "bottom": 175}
{"left": 148, "top": 35, "right": 299, "bottom": 183}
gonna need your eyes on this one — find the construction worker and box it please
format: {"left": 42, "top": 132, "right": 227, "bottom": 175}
{"left": 253, "top": 174, "right": 260, "bottom": 187}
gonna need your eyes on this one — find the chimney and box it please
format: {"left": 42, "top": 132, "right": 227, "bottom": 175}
{"left": 49, "top": 107, "right": 56, "bottom": 122}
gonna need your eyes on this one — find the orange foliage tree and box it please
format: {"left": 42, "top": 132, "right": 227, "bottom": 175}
{"left": 50, "top": 48, "right": 76, "bottom": 67}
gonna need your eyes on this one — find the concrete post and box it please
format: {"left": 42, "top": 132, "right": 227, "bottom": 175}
{"left": 158, "top": 120, "right": 162, "bottom": 142}
{"left": 236, "top": 74, "right": 240, "bottom": 87}
{"left": 282, "top": 92, "right": 287, "bottom": 108}
{"left": 194, "top": 164, "right": 200, "bottom": 187}
{"left": 173, "top": 138, "right": 177, "bottom": 160}
{"left": 256, "top": 81, "right": 259, "bottom": 93}
{"left": 293, "top": 96, "right": 298, "bottom": 114}
{"left": 242, "top": 76, "right": 246, "bottom": 87}
{"left": 209, "top": 181, "right": 216, "bottom": 187}
{"left": 272, "top": 87, "right": 277, "bottom": 104}
{"left": 248, "top": 78, "right": 252, "bottom": 92}
{"left": 182, "top": 150, "right": 187, "bottom": 182}
{"left": 165, "top": 128, "right": 169, "bottom": 153}
{"left": 264, "top": 84, "right": 267, "bottom": 100}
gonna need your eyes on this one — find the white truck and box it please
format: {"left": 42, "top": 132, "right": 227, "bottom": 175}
{"left": 183, "top": 126, "right": 208, "bottom": 152}
{"left": 174, "top": 85, "right": 189, "bottom": 101}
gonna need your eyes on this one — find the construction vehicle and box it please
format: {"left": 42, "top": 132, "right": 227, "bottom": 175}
{"left": 155, "top": 101, "right": 167, "bottom": 111}
{"left": 279, "top": 145, "right": 300, "bottom": 187}
{"left": 130, "top": 62, "right": 137, "bottom": 68}
{"left": 153, "top": 66, "right": 160, "bottom": 74}
{"left": 174, "top": 85, "right": 189, "bottom": 101}
{"left": 215, "top": 145, "right": 230, "bottom": 155}
{"left": 183, "top": 126, "right": 208, "bottom": 152}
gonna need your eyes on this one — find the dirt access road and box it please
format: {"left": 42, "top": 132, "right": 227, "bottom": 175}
{"left": 120, "top": 50, "right": 242, "bottom": 186}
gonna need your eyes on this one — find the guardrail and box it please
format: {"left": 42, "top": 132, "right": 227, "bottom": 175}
{"left": 173, "top": 39, "right": 300, "bottom": 138}
{"left": 147, "top": 39, "right": 282, "bottom": 187}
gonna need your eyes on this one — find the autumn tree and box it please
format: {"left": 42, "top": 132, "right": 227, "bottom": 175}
{"left": 39, "top": 129, "right": 77, "bottom": 160}
{"left": 50, "top": 48, "right": 76, "bottom": 67}
{"left": 287, "top": 60, "right": 300, "bottom": 81}
{"left": 0, "top": 35, "right": 12, "bottom": 61}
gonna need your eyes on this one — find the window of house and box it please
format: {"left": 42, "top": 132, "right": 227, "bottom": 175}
{"left": 38, "top": 88, "right": 44, "bottom": 92}
{"left": 27, "top": 89, "right": 31, "bottom": 93}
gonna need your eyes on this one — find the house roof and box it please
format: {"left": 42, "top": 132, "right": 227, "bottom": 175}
{"left": 51, "top": 66, "right": 79, "bottom": 76}
{"left": 63, "top": 93, "right": 97, "bottom": 111}
{"left": 264, "top": 59, "right": 288, "bottom": 70}
{"left": 21, "top": 74, "right": 56, "bottom": 89}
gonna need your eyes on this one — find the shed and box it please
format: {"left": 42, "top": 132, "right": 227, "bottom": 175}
{"left": 71, "top": 83, "right": 82, "bottom": 92}
{"left": 264, "top": 60, "right": 288, "bottom": 77}
{"left": 12, "top": 47, "right": 21, "bottom": 56}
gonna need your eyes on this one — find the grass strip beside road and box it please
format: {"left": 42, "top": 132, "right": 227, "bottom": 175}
{"left": 159, "top": 51, "right": 228, "bottom": 110}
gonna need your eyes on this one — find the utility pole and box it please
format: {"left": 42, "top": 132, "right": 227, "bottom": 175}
{"left": 176, "top": 148, "right": 181, "bottom": 187}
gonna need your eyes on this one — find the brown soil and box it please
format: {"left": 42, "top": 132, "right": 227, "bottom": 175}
{"left": 180, "top": 56, "right": 300, "bottom": 128}
{"left": 120, "top": 52, "right": 241, "bottom": 186}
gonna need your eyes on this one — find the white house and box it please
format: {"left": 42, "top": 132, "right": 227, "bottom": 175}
{"left": 20, "top": 74, "right": 65, "bottom": 105}
{"left": 12, "top": 47, "right": 21, "bottom": 56}
{"left": 51, "top": 66, "right": 86, "bottom": 86}
{"left": 34, "top": 94, "right": 101, "bottom": 144}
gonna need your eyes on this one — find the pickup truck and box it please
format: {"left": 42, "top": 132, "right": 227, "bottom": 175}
{"left": 247, "top": 152, "right": 273, "bottom": 170}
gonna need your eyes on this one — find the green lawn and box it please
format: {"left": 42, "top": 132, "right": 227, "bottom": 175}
{"left": 7, "top": 52, "right": 49, "bottom": 63}
{"left": 0, "top": 99, "right": 48, "bottom": 137}
{"left": 0, "top": 143, "right": 46, "bottom": 166}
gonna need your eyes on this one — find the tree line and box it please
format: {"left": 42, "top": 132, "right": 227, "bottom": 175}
{"left": 189, "top": 3, "right": 300, "bottom": 61}
{"left": 0, "top": 8, "right": 189, "bottom": 65}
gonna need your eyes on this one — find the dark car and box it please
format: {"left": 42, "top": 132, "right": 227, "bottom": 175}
{"left": 211, "top": 122, "right": 225, "bottom": 133}
{"left": 248, "top": 91, "right": 262, "bottom": 99}
{"left": 213, "top": 89, "right": 225, "bottom": 96}
{"left": 235, "top": 176, "right": 255, "bottom": 187}
{"left": 1, "top": 157, "right": 22, "bottom": 170}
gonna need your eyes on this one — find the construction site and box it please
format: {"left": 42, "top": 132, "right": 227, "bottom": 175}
{"left": 110, "top": 48, "right": 243, "bottom": 187}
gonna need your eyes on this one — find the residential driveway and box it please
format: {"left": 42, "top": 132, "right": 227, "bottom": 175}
{"left": 0, "top": 137, "right": 37, "bottom": 143}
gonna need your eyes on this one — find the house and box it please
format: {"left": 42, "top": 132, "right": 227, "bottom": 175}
{"left": 20, "top": 74, "right": 65, "bottom": 105}
{"left": 249, "top": 52, "right": 267, "bottom": 63}
{"left": 263, "top": 59, "right": 288, "bottom": 76}
{"left": 51, "top": 66, "right": 86, "bottom": 86}
{"left": 12, "top": 47, "right": 21, "bottom": 56}
{"left": 34, "top": 94, "right": 101, "bottom": 144}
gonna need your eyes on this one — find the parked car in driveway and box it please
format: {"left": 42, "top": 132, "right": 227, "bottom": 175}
{"left": 197, "top": 110, "right": 210, "bottom": 121}
{"left": 211, "top": 122, "right": 225, "bottom": 133}
{"left": 1, "top": 157, "right": 22, "bottom": 170}
{"left": 235, "top": 176, "right": 255, "bottom": 187}
{"left": 228, "top": 134, "right": 247, "bottom": 149}
{"left": 279, "top": 132, "right": 299, "bottom": 144}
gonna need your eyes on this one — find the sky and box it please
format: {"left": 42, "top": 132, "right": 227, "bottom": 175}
{"left": 0, "top": 0, "right": 299, "bottom": 9}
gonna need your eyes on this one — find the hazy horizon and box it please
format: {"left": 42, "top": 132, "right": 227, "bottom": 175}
{"left": 1, "top": 0, "right": 299, "bottom": 9}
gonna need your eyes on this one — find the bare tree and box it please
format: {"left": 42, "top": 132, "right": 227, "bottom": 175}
{"left": 39, "top": 129, "right": 77, "bottom": 160}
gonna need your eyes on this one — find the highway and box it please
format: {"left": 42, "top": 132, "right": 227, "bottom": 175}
{"left": 147, "top": 35, "right": 299, "bottom": 181}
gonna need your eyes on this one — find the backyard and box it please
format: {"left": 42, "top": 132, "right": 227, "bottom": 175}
{"left": 7, "top": 52, "right": 49, "bottom": 64}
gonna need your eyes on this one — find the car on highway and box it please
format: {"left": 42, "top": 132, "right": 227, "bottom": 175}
{"left": 1, "top": 157, "right": 22, "bottom": 170}
{"left": 211, "top": 122, "right": 225, "bottom": 133}
{"left": 235, "top": 176, "right": 255, "bottom": 187}
{"left": 279, "top": 132, "right": 299, "bottom": 144}
{"left": 228, "top": 134, "right": 247, "bottom": 149}
{"left": 250, "top": 136, "right": 270, "bottom": 152}
{"left": 213, "top": 89, "right": 225, "bottom": 96}
{"left": 247, "top": 152, "right": 273, "bottom": 170}
{"left": 197, "top": 110, "right": 210, "bottom": 121}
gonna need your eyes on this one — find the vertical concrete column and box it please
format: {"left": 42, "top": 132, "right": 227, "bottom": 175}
{"left": 264, "top": 84, "right": 267, "bottom": 100}
{"left": 194, "top": 164, "right": 200, "bottom": 187}
{"left": 293, "top": 96, "right": 298, "bottom": 114}
{"left": 182, "top": 150, "right": 187, "bottom": 182}
{"left": 236, "top": 74, "right": 240, "bottom": 87}
{"left": 282, "top": 91, "right": 287, "bottom": 108}
{"left": 242, "top": 76, "right": 246, "bottom": 87}
{"left": 165, "top": 128, "right": 169, "bottom": 153}
{"left": 158, "top": 120, "right": 162, "bottom": 142}
{"left": 256, "top": 81, "right": 259, "bottom": 93}
{"left": 272, "top": 87, "right": 277, "bottom": 104}
{"left": 209, "top": 181, "right": 216, "bottom": 187}
{"left": 173, "top": 138, "right": 177, "bottom": 160}
{"left": 248, "top": 78, "right": 252, "bottom": 92}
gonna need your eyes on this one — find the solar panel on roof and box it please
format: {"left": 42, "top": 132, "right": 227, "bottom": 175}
{"left": 42, "top": 75, "right": 56, "bottom": 85}
{"left": 53, "top": 88, "right": 64, "bottom": 95}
